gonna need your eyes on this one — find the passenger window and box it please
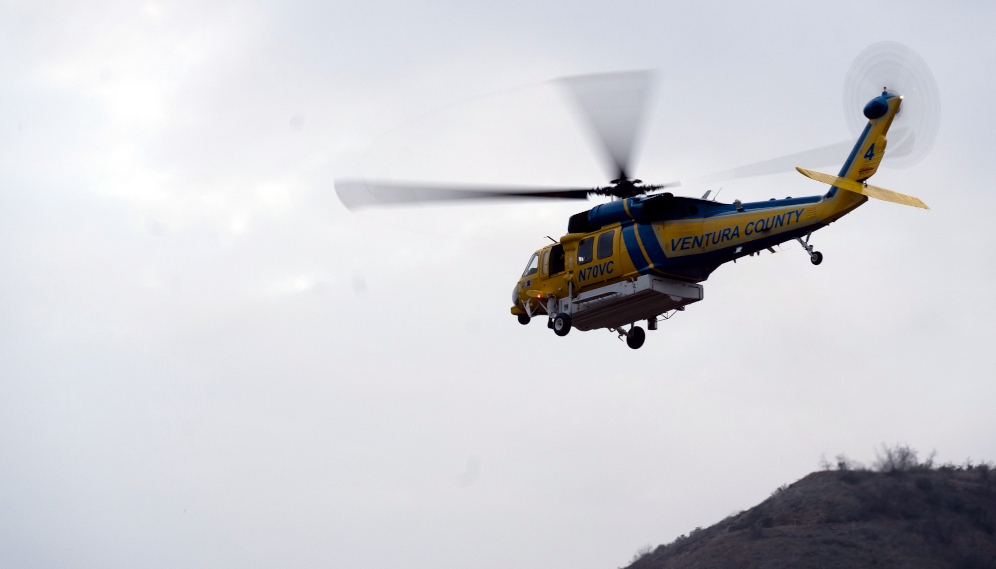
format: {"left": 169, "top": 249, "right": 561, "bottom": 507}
{"left": 550, "top": 244, "right": 565, "bottom": 274}
{"left": 597, "top": 230, "right": 615, "bottom": 260}
{"left": 577, "top": 237, "right": 594, "bottom": 265}
{"left": 522, "top": 253, "right": 539, "bottom": 277}
{"left": 541, "top": 250, "right": 550, "bottom": 276}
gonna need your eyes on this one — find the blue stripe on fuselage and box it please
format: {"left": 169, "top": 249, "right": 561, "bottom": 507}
{"left": 622, "top": 224, "right": 650, "bottom": 273}
{"left": 637, "top": 223, "right": 669, "bottom": 268}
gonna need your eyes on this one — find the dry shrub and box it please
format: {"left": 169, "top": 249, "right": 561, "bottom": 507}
{"left": 872, "top": 444, "right": 935, "bottom": 473}
{"left": 630, "top": 545, "right": 654, "bottom": 564}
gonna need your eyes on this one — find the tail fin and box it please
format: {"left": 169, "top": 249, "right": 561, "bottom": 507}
{"left": 836, "top": 91, "right": 903, "bottom": 182}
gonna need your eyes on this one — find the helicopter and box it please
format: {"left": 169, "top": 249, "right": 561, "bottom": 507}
{"left": 335, "top": 42, "right": 940, "bottom": 349}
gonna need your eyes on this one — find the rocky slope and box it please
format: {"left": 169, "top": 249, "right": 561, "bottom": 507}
{"left": 626, "top": 466, "right": 996, "bottom": 569}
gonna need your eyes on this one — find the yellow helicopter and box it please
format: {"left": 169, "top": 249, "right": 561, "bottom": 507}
{"left": 336, "top": 42, "right": 940, "bottom": 349}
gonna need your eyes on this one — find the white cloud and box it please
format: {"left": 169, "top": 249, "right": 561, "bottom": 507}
{"left": 1, "top": 1, "right": 995, "bottom": 568}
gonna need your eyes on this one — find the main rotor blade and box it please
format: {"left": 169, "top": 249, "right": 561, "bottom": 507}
{"left": 667, "top": 140, "right": 854, "bottom": 188}
{"left": 559, "top": 70, "right": 655, "bottom": 181}
{"left": 335, "top": 179, "right": 593, "bottom": 210}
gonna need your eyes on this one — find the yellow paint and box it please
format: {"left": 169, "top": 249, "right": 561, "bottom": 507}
{"left": 796, "top": 167, "right": 929, "bottom": 209}
{"left": 512, "top": 94, "right": 927, "bottom": 317}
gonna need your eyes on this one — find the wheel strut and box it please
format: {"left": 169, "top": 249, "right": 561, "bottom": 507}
{"left": 797, "top": 232, "right": 823, "bottom": 266}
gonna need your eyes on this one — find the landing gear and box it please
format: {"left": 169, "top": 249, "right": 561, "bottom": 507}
{"left": 553, "top": 313, "right": 572, "bottom": 337}
{"left": 626, "top": 326, "right": 646, "bottom": 349}
{"left": 610, "top": 323, "right": 649, "bottom": 349}
{"left": 517, "top": 313, "right": 530, "bottom": 325}
{"left": 797, "top": 233, "right": 822, "bottom": 266}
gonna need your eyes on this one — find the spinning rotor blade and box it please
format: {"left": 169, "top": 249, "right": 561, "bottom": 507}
{"left": 560, "top": 70, "right": 655, "bottom": 181}
{"left": 665, "top": 140, "right": 854, "bottom": 188}
{"left": 665, "top": 42, "right": 940, "bottom": 188}
{"left": 334, "top": 179, "right": 592, "bottom": 210}
{"left": 843, "top": 41, "right": 940, "bottom": 168}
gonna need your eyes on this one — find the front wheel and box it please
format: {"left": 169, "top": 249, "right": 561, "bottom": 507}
{"left": 810, "top": 251, "right": 823, "bottom": 265}
{"left": 517, "top": 314, "right": 531, "bottom": 325}
{"left": 553, "top": 313, "right": 572, "bottom": 337}
{"left": 626, "top": 326, "right": 646, "bottom": 349}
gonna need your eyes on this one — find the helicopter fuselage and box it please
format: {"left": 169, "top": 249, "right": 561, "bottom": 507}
{"left": 513, "top": 91, "right": 902, "bottom": 332}
{"left": 513, "top": 189, "right": 865, "bottom": 308}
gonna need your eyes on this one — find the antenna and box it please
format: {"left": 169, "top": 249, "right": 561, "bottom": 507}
{"left": 545, "top": 235, "right": 557, "bottom": 244}
{"left": 712, "top": 187, "right": 723, "bottom": 201}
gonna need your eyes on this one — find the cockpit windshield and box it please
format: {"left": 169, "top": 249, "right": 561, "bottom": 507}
{"left": 521, "top": 253, "right": 539, "bottom": 277}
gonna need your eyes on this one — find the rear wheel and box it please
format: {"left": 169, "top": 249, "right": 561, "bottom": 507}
{"left": 517, "top": 314, "right": 531, "bottom": 325}
{"left": 810, "top": 251, "right": 823, "bottom": 265}
{"left": 553, "top": 314, "right": 572, "bottom": 337}
{"left": 626, "top": 326, "right": 646, "bottom": 349}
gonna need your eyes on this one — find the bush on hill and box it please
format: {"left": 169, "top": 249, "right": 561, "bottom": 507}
{"left": 626, "top": 445, "right": 996, "bottom": 569}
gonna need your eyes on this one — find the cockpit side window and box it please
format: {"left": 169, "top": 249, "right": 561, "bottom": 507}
{"left": 541, "top": 249, "right": 550, "bottom": 276}
{"left": 577, "top": 237, "right": 594, "bottom": 265}
{"left": 522, "top": 253, "right": 539, "bottom": 277}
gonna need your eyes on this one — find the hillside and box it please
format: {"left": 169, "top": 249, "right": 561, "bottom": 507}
{"left": 625, "top": 463, "right": 996, "bottom": 569}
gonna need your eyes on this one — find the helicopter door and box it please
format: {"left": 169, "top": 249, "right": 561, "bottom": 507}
{"left": 549, "top": 244, "right": 566, "bottom": 275}
{"left": 576, "top": 229, "right": 617, "bottom": 288}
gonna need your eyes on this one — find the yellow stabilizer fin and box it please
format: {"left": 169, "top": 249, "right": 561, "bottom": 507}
{"left": 796, "top": 167, "right": 929, "bottom": 210}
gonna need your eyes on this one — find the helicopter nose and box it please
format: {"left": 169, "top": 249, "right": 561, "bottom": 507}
{"left": 863, "top": 94, "right": 891, "bottom": 120}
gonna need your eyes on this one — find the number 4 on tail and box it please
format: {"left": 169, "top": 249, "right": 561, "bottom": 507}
{"left": 864, "top": 143, "right": 876, "bottom": 161}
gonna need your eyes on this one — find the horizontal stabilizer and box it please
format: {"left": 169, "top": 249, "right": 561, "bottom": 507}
{"left": 795, "top": 167, "right": 929, "bottom": 210}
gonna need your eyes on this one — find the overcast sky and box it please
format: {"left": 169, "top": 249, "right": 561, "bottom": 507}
{"left": 2, "top": 1, "right": 995, "bottom": 568}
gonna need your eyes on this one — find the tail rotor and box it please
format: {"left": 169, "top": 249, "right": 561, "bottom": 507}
{"left": 843, "top": 41, "right": 941, "bottom": 169}
{"left": 664, "top": 41, "right": 941, "bottom": 189}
